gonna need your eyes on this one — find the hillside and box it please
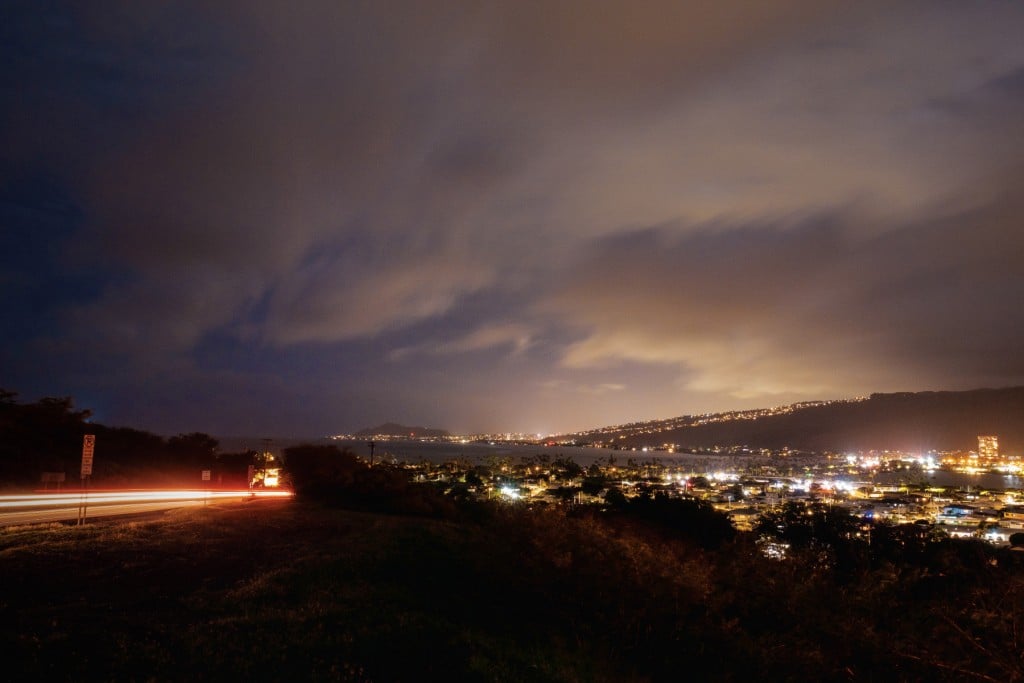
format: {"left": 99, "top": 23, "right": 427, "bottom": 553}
{"left": 605, "top": 387, "right": 1024, "bottom": 453}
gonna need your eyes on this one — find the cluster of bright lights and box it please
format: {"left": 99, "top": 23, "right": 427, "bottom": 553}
{"left": 844, "top": 452, "right": 939, "bottom": 471}
{"left": 761, "top": 540, "right": 789, "bottom": 560}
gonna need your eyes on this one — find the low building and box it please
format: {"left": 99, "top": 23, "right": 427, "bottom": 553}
{"left": 727, "top": 507, "right": 761, "bottom": 531}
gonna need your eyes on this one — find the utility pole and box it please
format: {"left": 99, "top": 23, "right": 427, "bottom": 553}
{"left": 368, "top": 441, "right": 375, "bottom": 467}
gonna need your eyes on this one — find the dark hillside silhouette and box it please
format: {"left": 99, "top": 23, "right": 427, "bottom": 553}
{"left": 621, "top": 387, "right": 1024, "bottom": 452}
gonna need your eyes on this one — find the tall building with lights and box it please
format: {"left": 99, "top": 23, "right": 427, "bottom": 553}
{"left": 978, "top": 435, "right": 998, "bottom": 460}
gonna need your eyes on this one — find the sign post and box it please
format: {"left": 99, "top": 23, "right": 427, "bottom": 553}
{"left": 78, "top": 434, "right": 95, "bottom": 525}
{"left": 202, "top": 469, "right": 211, "bottom": 506}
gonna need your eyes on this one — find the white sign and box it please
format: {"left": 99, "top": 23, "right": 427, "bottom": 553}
{"left": 81, "top": 434, "right": 95, "bottom": 477}
{"left": 201, "top": 469, "right": 211, "bottom": 482}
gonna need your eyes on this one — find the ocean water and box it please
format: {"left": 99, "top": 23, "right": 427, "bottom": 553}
{"left": 331, "top": 439, "right": 738, "bottom": 468}
{"left": 873, "top": 469, "right": 1023, "bottom": 491}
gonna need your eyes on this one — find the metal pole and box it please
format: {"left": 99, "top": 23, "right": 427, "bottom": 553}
{"left": 77, "top": 478, "right": 84, "bottom": 525}
{"left": 77, "top": 475, "right": 89, "bottom": 525}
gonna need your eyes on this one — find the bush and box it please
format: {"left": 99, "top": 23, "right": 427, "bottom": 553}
{"left": 283, "top": 444, "right": 454, "bottom": 517}
{"left": 282, "top": 444, "right": 364, "bottom": 497}
{"left": 619, "top": 492, "right": 736, "bottom": 549}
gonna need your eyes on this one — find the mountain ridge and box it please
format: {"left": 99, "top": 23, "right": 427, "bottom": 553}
{"left": 561, "top": 387, "right": 1024, "bottom": 454}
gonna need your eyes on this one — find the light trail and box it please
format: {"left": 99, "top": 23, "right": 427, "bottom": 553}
{"left": 0, "top": 489, "right": 293, "bottom": 526}
{"left": 0, "top": 489, "right": 292, "bottom": 508}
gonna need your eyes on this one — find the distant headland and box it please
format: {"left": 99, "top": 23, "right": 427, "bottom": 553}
{"left": 353, "top": 423, "right": 451, "bottom": 439}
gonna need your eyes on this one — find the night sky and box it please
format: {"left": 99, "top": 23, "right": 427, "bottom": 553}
{"left": 3, "top": 2, "right": 1024, "bottom": 437}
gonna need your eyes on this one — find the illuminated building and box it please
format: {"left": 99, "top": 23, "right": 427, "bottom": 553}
{"left": 252, "top": 446, "right": 282, "bottom": 488}
{"left": 978, "top": 435, "right": 999, "bottom": 460}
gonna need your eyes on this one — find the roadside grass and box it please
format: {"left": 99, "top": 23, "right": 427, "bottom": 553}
{"left": 8, "top": 498, "right": 1023, "bottom": 682}
{"left": 1, "top": 501, "right": 603, "bottom": 682}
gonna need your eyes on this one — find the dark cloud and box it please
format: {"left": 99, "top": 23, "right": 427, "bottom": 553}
{"left": 3, "top": 1, "right": 1024, "bottom": 434}
{"left": 548, "top": 178, "right": 1024, "bottom": 401}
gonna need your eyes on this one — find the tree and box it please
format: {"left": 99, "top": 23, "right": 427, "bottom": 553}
{"left": 754, "top": 501, "right": 864, "bottom": 572}
{"left": 725, "top": 483, "right": 745, "bottom": 502}
{"left": 464, "top": 469, "right": 483, "bottom": 487}
{"left": 604, "top": 486, "right": 628, "bottom": 507}
{"left": 282, "top": 444, "right": 363, "bottom": 497}
{"left": 0, "top": 394, "right": 93, "bottom": 483}
{"left": 625, "top": 493, "right": 736, "bottom": 549}
{"left": 552, "top": 457, "right": 583, "bottom": 479}
{"left": 167, "top": 432, "right": 219, "bottom": 467}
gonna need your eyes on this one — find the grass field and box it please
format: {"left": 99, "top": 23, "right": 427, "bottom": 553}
{"left": 2, "top": 501, "right": 617, "bottom": 682}
{"left": 5, "top": 498, "right": 1024, "bottom": 682}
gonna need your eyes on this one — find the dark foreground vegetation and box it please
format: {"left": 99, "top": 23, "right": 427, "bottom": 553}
{"left": 4, "top": 450, "right": 1024, "bottom": 682}
{"left": 0, "top": 390, "right": 255, "bottom": 487}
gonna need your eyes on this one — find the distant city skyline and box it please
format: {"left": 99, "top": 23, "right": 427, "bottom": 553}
{"left": 3, "top": 2, "right": 1024, "bottom": 436}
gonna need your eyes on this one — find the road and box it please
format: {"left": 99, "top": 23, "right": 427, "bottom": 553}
{"left": 0, "top": 489, "right": 293, "bottom": 526}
